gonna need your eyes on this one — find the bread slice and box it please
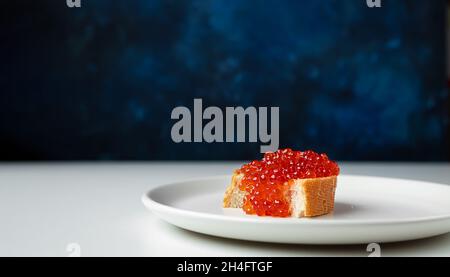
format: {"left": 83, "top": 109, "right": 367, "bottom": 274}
{"left": 223, "top": 172, "right": 337, "bottom": 217}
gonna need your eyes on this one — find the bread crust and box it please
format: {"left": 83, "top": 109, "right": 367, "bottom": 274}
{"left": 223, "top": 172, "right": 337, "bottom": 217}
{"left": 296, "top": 176, "right": 337, "bottom": 217}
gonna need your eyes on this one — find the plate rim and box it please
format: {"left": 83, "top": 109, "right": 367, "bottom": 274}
{"left": 142, "top": 174, "right": 450, "bottom": 226}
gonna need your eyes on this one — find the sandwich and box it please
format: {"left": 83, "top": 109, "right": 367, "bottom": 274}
{"left": 223, "top": 149, "right": 339, "bottom": 218}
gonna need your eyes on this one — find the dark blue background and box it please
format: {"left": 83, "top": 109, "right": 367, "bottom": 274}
{"left": 1, "top": 0, "right": 448, "bottom": 160}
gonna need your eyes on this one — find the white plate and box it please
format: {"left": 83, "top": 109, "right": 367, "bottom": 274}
{"left": 142, "top": 175, "right": 450, "bottom": 244}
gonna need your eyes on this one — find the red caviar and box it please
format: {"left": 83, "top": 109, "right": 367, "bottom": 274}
{"left": 237, "top": 149, "right": 339, "bottom": 217}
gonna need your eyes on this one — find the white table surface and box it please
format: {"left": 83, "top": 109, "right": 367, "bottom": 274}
{"left": 0, "top": 162, "right": 449, "bottom": 257}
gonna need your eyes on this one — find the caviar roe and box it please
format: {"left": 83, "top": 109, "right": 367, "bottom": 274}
{"left": 237, "top": 149, "right": 339, "bottom": 217}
